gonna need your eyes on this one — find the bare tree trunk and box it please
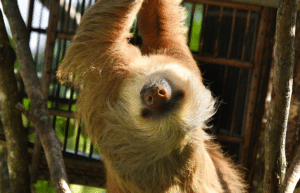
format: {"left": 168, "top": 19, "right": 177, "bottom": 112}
{"left": 263, "top": 0, "right": 299, "bottom": 192}
{"left": 281, "top": 146, "right": 300, "bottom": 192}
{"left": 0, "top": 8, "right": 30, "bottom": 193}
{"left": 0, "top": 0, "right": 71, "bottom": 192}
{"left": 283, "top": 9, "right": 300, "bottom": 193}
{"left": 0, "top": 115, "right": 10, "bottom": 193}
{"left": 0, "top": 147, "right": 10, "bottom": 193}
{"left": 30, "top": 0, "right": 60, "bottom": 188}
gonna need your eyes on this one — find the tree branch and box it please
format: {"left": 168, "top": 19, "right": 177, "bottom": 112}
{"left": 0, "top": 8, "right": 30, "bottom": 193}
{"left": 281, "top": 146, "right": 300, "bottom": 192}
{"left": 263, "top": 0, "right": 299, "bottom": 192}
{"left": 15, "top": 103, "right": 36, "bottom": 123}
{"left": 281, "top": 10, "right": 300, "bottom": 193}
{"left": 0, "top": 0, "right": 71, "bottom": 192}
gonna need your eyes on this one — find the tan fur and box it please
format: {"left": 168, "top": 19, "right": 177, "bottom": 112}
{"left": 57, "top": 0, "right": 247, "bottom": 192}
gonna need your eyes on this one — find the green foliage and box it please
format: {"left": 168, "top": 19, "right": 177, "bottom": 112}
{"left": 70, "top": 184, "right": 106, "bottom": 193}
{"left": 34, "top": 181, "right": 106, "bottom": 193}
{"left": 8, "top": 35, "right": 18, "bottom": 70}
{"left": 34, "top": 181, "right": 55, "bottom": 193}
{"left": 22, "top": 98, "right": 35, "bottom": 143}
{"left": 182, "top": 3, "right": 204, "bottom": 52}
{"left": 189, "top": 4, "right": 203, "bottom": 52}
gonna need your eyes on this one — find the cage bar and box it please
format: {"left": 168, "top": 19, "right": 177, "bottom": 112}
{"left": 229, "top": 68, "right": 243, "bottom": 136}
{"left": 194, "top": 55, "right": 254, "bottom": 68}
{"left": 214, "top": 6, "right": 224, "bottom": 57}
{"left": 199, "top": 3, "right": 209, "bottom": 55}
{"left": 241, "top": 10, "right": 252, "bottom": 61}
{"left": 241, "top": 7, "right": 269, "bottom": 166}
{"left": 186, "top": 0, "right": 262, "bottom": 11}
{"left": 227, "top": 9, "right": 237, "bottom": 59}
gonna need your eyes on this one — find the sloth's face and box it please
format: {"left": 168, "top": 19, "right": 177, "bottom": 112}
{"left": 119, "top": 55, "right": 213, "bottom": 130}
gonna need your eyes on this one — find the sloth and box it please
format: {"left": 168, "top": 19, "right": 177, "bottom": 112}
{"left": 57, "top": 0, "right": 247, "bottom": 192}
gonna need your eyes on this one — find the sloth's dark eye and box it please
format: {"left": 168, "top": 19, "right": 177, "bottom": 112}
{"left": 173, "top": 91, "right": 184, "bottom": 100}
{"left": 141, "top": 109, "right": 152, "bottom": 118}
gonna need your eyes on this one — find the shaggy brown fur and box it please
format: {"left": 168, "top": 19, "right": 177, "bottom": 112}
{"left": 57, "top": 0, "right": 247, "bottom": 192}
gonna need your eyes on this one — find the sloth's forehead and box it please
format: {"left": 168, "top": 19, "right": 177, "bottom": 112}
{"left": 146, "top": 62, "right": 192, "bottom": 78}
{"left": 130, "top": 62, "right": 197, "bottom": 85}
{"left": 121, "top": 61, "right": 203, "bottom": 101}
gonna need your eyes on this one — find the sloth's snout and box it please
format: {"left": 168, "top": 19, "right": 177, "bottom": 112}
{"left": 143, "top": 85, "right": 171, "bottom": 108}
{"left": 140, "top": 78, "right": 184, "bottom": 118}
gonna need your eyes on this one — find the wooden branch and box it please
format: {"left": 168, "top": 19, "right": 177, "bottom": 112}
{"left": 281, "top": 146, "right": 300, "bottom": 193}
{"left": 30, "top": 0, "right": 61, "bottom": 187}
{"left": 282, "top": 10, "right": 300, "bottom": 193}
{"left": 0, "top": 0, "right": 71, "bottom": 192}
{"left": 263, "top": 0, "right": 299, "bottom": 192}
{"left": 15, "top": 103, "right": 36, "bottom": 122}
{"left": 0, "top": 9, "right": 30, "bottom": 193}
{"left": 48, "top": 110, "right": 75, "bottom": 119}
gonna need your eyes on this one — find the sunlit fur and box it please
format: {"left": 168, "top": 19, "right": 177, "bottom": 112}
{"left": 57, "top": 0, "right": 247, "bottom": 192}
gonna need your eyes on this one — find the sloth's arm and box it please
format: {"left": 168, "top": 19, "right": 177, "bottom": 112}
{"left": 58, "top": 0, "right": 143, "bottom": 85}
{"left": 137, "top": 0, "right": 197, "bottom": 70}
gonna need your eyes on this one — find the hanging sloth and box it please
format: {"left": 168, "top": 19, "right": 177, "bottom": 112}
{"left": 57, "top": 0, "right": 247, "bottom": 192}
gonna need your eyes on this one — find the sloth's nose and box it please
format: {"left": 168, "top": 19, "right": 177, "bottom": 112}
{"left": 143, "top": 85, "right": 171, "bottom": 108}
{"left": 140, "top": 78, "right": 184, "bottom": 118}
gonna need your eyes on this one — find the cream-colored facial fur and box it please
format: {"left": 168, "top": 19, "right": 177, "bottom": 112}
{"left": 57, "top": 0, "right": 247, "bottom": 192}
